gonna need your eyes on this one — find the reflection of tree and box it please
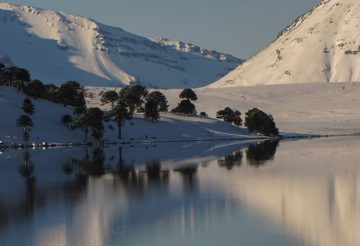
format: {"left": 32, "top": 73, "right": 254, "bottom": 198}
{"left": 174, "top": 165, "right": 198, "bottom": 191}
{"left": 63, "top": 159, "right": 76, "bottom": 175}
{"left": 146, "top": 161, "right": 161, "bottom": 180}
{"left": 77, "top": 148, "right": 105, "bottom": 177}
{"left": 1, "top": 167, "right": 88, "bottom": 230}
{"left": 218, "top": 151, "right": 243, "bottom": 170}
{"left": 18, "top": 151, "right": 34, "bottom": 178}
{"left": 246, "top": 140, "right": 279, "bottom": 167}
{"left": 116, "top": 147, "right": 135, "bottom": 180}
{"left": 145, "top": 161, "right": 169, "bottom": 184}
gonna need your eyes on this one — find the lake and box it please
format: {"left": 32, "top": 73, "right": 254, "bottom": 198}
{"left": 0, "top": 137, "right": 359, "bottom": 246}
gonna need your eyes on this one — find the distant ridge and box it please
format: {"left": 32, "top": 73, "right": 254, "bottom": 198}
{"left": 0, "top": 3, "right": 242, "bottom": 88}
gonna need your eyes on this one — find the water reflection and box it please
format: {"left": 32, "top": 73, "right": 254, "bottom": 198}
{"left": 174, "top": 165, "right": 199, "bottom": 192}
{"left": 4, "top": 138, "right": 360, "bottom": 246}
{"left": 218, "top": 151, "right": 243, "bottom": 170}
{"left": 246, "top": 140, "right": 279, "bottom": 166}
{"left": 1, "top": 141, "right": 280, "bottom": 236}
{"left": 18, "top": 151, "right": 35, "bottom": 178}
{"left": 77, "top": 148, "right": 105, "bottom": 177}
{"left": 217, "top": 140, "right": 279, "bottom": 169}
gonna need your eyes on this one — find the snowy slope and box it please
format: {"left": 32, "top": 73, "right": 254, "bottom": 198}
{"left": 0, "top": 3, "right": 242, "bottom": 88}
{"left": 211, "top": 0, "right": 360, "bottom": 87}
{"left": 87, "top": 81, "right": 360, "bottom": 136}
{"left": 0, "top": 86, "right": 256, "bottom": 144}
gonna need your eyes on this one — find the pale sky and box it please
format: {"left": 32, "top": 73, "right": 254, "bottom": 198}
{"left": 6, "top": 0, "right": 320, "bottom": 58}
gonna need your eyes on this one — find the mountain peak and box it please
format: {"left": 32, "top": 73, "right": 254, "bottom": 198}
{"left": 0, "top": 3, "right": 242, "bottom": 88}
{"left": 210, "top": 0, "right": 360, "bottom": 87}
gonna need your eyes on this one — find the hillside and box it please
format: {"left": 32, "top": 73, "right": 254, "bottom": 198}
{"left": 87, "top": 81, "right": 360, "bottom": 136}
{"left": 210, "top": 0, "right": 360, "bottom": 87}
{"left": 0, "top": 86, "right": 257, "bottom": 145}
{"left": 0, "top": 3, "right": 242, "bottom": 88}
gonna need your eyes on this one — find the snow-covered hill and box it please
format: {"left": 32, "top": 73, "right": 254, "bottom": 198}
{"left": 88, "top": 82, "right": 360, "bottom": 136}
{"left": 210, "top": 0, "right": 360, "bottom": 87}
{"left": 0, "top": 3, "right": 242, "bottom": 88}
{"left": 0, "top": 86, "right": 257, "bottom": 145}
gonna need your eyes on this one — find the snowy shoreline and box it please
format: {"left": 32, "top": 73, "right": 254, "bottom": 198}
{"left": 2, "top": 132, "right": 359, "bottom": 152}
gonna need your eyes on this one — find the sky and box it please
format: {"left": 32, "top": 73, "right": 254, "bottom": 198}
{"left": 6, "top": 0, "right": 320, "bottom": 58}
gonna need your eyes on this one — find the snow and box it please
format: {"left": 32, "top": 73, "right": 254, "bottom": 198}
{"left": 210, "top": 0, "right": 360, "bottom": 87}
{"left": 0, "top": 3, "right": 242, "bottom": 88}
{"left": 0, "top": 86, "right": 257, "bottom": 145}
{"left": 87, "top": 81, "right": 360, "bottom": 136}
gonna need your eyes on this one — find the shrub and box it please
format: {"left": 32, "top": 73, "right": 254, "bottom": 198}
{"left": 216, "top": 107, "right": 242, "bottom": 126}
{"left": 244, "top": 108, "right": 279, "bottom": 136}
{"left": 171, "top": 100, "right": 196, "bottom": 115}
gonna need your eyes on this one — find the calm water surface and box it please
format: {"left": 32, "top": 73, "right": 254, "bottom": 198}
{"left": 0, "top": 137, "right": 359, "bottom": 246}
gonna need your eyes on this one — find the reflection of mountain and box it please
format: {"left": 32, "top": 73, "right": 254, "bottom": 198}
{"left": 232, "top": 174, "right": 360, "bottom": 246}
{"left": 206, "top": 138, "right": 360, "bottom": 246}
{"left": 6, "top": 138, "right": 360, "bottom": 246}
{"left": 0, "top": 141, "right": 257, "bottom": 245}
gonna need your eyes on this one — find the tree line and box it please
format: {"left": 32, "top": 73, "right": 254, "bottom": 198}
{"left": 0, "top": 63, "right": 279, "bottom": 146}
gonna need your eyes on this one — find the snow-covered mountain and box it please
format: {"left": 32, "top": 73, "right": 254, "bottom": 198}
{"left": 0, "top": 3, "right": 242, "bottom": 88}
{"left": 210, "top": 0, "right": 360, "bottom": 88}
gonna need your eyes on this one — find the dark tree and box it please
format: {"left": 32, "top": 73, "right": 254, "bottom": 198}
{"left": 61, "top": 114, "right": 73, "bottom": 129}
{"left": 179, "top": 88, "right": 198, "bottom": 101}
{"left": 216, "top": 107, "right": 242, "bottom": 126}
{"left": 87, "top": 108, "right": 104, "bottom": 142}
{"left": 119, "top": 84, "right": 148, "bottom": 115}
{"left": 17, "top": 115, "right": 33, "bottom": 145}
{"left": 76, "top": 107, "right": 104, "bottom": 142}
{"left": 245, "top": 108, "right": 279, "bottom": 136}
{"left": 74, "top": 92, "right": 87, "bottom": 108}
{"left": 3, "top": 67, "right": 31, "bottom": 91}
{"left": 147, "top": 91, "right": 169, "bottom": 112}
{"left": 57, "top": 81, "right": 84, "bottom": 107}
{"left": 144, "top": 99, "right": 160, "bottom": 122}
{"left": 17, "top": 115, "right": 34, "bottom": 128}
{"left": 100, "top": 90, "right": 119, "bottom": 108}
{"left": 110, "top": 101, "right": 131, "bottom": 139}
{"left": 199, "top": 112, "right": 208, "bottom": 117}
{"left": 23, "top": 80, "right": 45, "bottom": 99}
{"left": 22, "top": 98, "right": 35, "bottom": 115}
{"left": 171, "top": 100, "right": 196, "bottom": 115}
{"left": 11, "top": 67, "right": 31, "bottom": 82}
{"left": 73, "top": 104, "right": 87, "bottom": 117}
{"left": 43, "top": 84, "right": 58, "bottom": 101}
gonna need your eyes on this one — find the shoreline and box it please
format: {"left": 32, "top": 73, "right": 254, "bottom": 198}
{"left": 1, "top": 132, "right": 359, "bottom": 152}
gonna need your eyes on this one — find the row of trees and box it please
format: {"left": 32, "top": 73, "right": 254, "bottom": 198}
{"left": 1, "top": 63, "right": 279, "bottom": 144}
{"left": 216, "top": 107, "right": 279, "bottom": 136}
{"left": 16, "top": 98, "right": 35, "bottom": 145}
{"left": 0, "top": 64, "right": 86, "bottom": 109}
{"left": 98, "top": 86, "right": 201, "bottom": 139}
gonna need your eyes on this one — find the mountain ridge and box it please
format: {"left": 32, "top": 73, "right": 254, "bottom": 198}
{"left": 0, "top": 3, "right": 242, "bottom": 88}
{"left": 210, "top": 0, "right": 360, "bottom": 88}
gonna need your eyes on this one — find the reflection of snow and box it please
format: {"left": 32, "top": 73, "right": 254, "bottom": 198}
{"left": 1, "top": 137, "right": 360, "bottom": 246}
{"left": 204, "top": 137, "right": 360, "bottom": 246}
